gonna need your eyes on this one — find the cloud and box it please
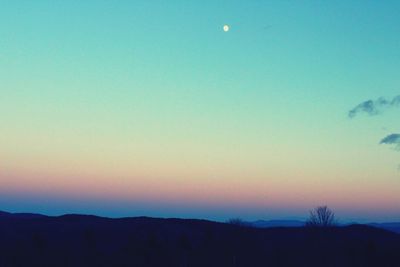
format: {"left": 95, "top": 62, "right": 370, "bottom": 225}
{"left": 380, "top": 134, "right": 400, "bottom": 149}
{"left": 348, "top": 95, "right": 400, "bottom": 118}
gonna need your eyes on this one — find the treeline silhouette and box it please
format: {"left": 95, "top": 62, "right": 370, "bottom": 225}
{"left": 0, "top": 211, "right": 399, "bottom": 267}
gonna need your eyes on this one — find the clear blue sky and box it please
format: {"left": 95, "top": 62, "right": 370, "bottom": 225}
{"left": 1, "top": 1, "right": 399, "bottom": 222}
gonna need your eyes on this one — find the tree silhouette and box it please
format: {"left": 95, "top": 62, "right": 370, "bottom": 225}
{"left": 306, "top": 206, "right": 336, "bottom": 227}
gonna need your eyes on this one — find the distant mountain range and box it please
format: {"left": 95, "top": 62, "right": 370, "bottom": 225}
{"left": 248, "top": 219, "right": 400, "bottom": 234}
{"left": 1, "top": 210, "right": 400, "bottom": 234}
{"left": 368, "top": 222, "right": 400, "bottom": 234}
{"left": 1, "top": 211, "right": 399, "bottom": 234}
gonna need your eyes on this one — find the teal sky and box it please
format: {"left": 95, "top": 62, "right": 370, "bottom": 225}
{"left": 1, "top": 1, "right": 399, "bottom": 222}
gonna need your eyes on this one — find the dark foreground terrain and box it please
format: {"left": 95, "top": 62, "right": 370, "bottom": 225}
{"left": 0, "top": 211, "right": 399, "bottom": 267}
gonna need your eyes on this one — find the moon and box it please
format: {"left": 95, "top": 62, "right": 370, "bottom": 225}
{"left": 223, "top": 25, "right": 230, "bottom": 32}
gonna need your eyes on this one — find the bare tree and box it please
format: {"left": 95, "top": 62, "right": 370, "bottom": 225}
{"left": 306, "top": 206, "right": 336, "bottom": 227}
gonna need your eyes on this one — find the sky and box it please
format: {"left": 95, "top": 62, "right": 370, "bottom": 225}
{"left": 0, "top": 1, "right": 399, "bottom": 222}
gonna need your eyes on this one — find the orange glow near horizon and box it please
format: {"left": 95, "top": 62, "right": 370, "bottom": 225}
{"left": 2, "top": 166, "right": 399, "bottom": 221}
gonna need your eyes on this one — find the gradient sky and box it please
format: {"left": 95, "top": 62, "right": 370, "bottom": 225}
{"left": 1, "top": 1, "right": 400, "bottom": 222}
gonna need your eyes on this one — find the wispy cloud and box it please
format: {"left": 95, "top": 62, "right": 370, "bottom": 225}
{"left": 349, "top": 95, "right": 400, "bottom": 170}
{"left": 348, "top": 95, "right": 400, "bottom": 118}
{"left": 380, "top": 134, "right": 400, "bottom": 149}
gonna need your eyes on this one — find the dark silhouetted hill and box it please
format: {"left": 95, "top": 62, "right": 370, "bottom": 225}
{"left": 0, "top": 211, "right": 399, "bottom": 267}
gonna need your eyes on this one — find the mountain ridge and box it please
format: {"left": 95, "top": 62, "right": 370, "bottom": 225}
{"left": 0, "top": 210, "right": 399, "bottom": 266}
